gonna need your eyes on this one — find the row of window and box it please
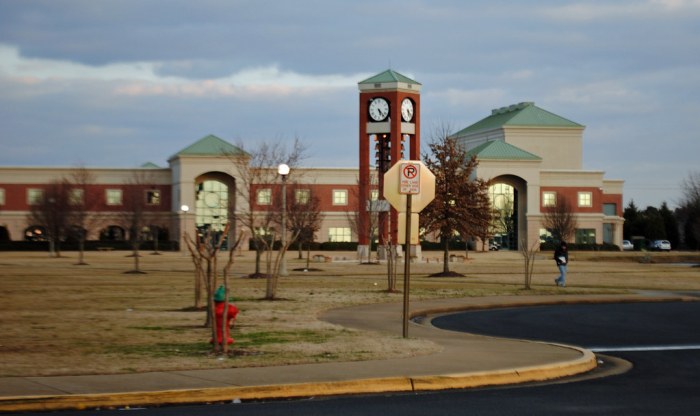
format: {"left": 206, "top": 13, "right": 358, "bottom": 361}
{"left": 256, "top": 226, "right": 352, "bottom": 242}
{"left": 542, "top": 191, "right": 592, "bottom": 208}
{"left": 256, "top": 188, "right": 351, "bottom": 206}
{"left": 540, "top": 228, "right": 597, "bottom": 245}
{"left": 0, "top": 188, "right": 162, "bottom": 206}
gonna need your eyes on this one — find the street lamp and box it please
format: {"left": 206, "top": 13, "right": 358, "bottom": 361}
{"left": 180, "top": 204, "right": 189, "bottom": 253}
{"left": 278, "top": 164, "right": 290, "bottom": 276}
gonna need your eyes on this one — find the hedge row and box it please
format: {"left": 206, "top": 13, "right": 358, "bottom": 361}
{"left": 539, "top": 242, "right": 621, "bottom": 251}
{"left": 0, "top": 240, "right": 180, "bottom": 252}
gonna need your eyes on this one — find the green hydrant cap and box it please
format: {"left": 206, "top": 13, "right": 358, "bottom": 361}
{"left": 214, "top": 285, "right": 226, "bottom": 302}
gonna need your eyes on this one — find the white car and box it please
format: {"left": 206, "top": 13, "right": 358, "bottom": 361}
{"left": 650, "top": 240, "right": 672, "bottom": 251}
{"left": 622, "top": 240, "right": 634, "bottom": 251}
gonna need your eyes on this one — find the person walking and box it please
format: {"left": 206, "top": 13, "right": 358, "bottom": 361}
{"left": 554, "top": 241, "right": 569, "bottom": 287}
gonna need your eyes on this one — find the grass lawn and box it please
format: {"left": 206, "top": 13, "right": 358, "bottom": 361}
{"left": 0, "top": 248, "right": 698, "bottom": 377}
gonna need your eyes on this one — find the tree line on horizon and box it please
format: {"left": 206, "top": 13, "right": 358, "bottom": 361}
{"left": 624, "top": 171, "right": 700, "bottom": 250}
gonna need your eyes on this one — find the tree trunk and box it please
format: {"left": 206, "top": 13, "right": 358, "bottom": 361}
{"left": 132, "top": 241, "right": 140, "bottom": 272}
{"left": 305, "top": 243, "right": 311, "bottom": 270}
{"left": 77, "top": 235, "right": 87, "bottom": 265}
{"left": 442, "top": 238, "right": 450, "bottom": 274}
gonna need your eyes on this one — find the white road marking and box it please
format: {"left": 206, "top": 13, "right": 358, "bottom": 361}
{"left": 590, "top": 345, "right": 700, "bottom": 352}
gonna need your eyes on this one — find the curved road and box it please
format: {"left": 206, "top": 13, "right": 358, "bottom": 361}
{"left": 32, "top": 300, "right": 700, "bottom": 415}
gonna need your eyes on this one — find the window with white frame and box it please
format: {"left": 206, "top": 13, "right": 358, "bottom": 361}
{"left": 0, "top": 188, "right": 5, "bottom": 205}
{"left": 578, "top": 192, "right": 592, "bottom": 207}
{"left": 27, "top": 189, "right": 43, "bottom": 205}
{"left": 370, "top": 189, "right": 379, "bottom": 201}
{"left": 328, "top": 227, "right": 352, "bottom": 242}
{"left": 575, "top": 228, "right": 596, "bottom": 245}
{"left": 295, "top": 189, "right": 310, "bottom": 204}
{"left": 332, "top": 189, "right": 348, "bottom": 205}
{"left": 106, "top": 189, "right": 123, "bottom": 206}
{"left": 257, "top": 188, "right": 272, "bottom": 205}
{"left": 603, "top": 203, "right": 617, "bottom": 216}
{"left": 69, "top": 189, "right": 84, "bottom": 205}
{"left": 146, "top": 190, "right": 161, "bottom": 206}
{"left": 542, "top": 191, "right": 557, "bottom": 207}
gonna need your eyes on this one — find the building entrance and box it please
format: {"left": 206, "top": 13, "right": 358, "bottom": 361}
{"left": 489, "top": 183, "right": 517, "bottom": 250}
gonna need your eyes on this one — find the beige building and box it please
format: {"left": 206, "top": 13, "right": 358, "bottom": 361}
{"left": 0, "top": 102, "right": 624, "bottom": 252}
{"left": 452, "top": 102, "right": 624, "bottom": 250}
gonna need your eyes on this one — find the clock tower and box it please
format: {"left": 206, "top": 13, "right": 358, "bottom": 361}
{"left": 358, "top": 70, "right": 421, "bottom": 258}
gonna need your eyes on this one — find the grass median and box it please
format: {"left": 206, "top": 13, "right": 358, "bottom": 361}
{"left": 0, "top": 249, "right": 698, "bottom": 377}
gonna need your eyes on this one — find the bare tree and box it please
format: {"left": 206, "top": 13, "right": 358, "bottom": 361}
{"left": 679, "top": 171, "right": 700, "bottom": 249}
{"left": 119, "top": 171, "right": 162, "bottom": 274}
{"left": 542, "top": 194, "right": 577, "bottom": 243}
{"left": 520, "top": 236, "right": 539, "bottom": 289}
{"left": 286, "top": 185, "right": 323, "bottom": 269}
{"left": 228, "top": 138, "right": 307, "bottom": 299}
{"left": 421, "top": 126, "right": 491, "bottom": 276}
{"left": 346, "top": 174, "right": 380, "bottom": 264}
{"left": 68, "top": 166, "right": 99, "bottom": 265}
{"left": 27, "top": 179, "right": 71, "bottom": 257}
{"left": 219, "top": 232, "right": 244, "bottom": 355}
{"left": 184, "top": 224, "right": 236, "bottom": 354}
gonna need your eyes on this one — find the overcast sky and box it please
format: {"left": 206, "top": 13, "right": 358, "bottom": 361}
{"left": 1, "top": 0, "right": 699, "bottom": 209}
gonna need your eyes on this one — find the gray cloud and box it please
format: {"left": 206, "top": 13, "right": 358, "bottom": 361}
{"left": 1, "top": 0, "right": 699, "bottom": 208}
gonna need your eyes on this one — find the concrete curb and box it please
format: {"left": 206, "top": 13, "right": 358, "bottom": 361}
{"left": 10, "top": 293, "right": 683, "bottom": 413}
{"left": 0, "top": 345, "right": 596, "bottom": 412}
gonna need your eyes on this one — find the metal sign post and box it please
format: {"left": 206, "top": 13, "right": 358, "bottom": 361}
{"left": 383, "top": 160, "right": 435, "bottom": 339}
{"left": 400, "top": 162, "right": 419, "bottom": 339}
{"left": 402, "top": 193, "right": 412, "bottom": 338}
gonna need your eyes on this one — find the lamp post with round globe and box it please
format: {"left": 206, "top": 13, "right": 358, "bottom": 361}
{"left": 278, "top": 164, "right": 290, "bottom": 276}
{"left": 180, "top": 204, "right": 189, "bottom": 252}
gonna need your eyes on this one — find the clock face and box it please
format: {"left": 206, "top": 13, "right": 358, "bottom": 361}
{"left": 401, "top": 98, "right": 414, "bottom": 122}
{"left": 204, "top": 191, "right": 220, "bottom": 208}
{"left": 368, "top": 97, "right": 389, "bottom": 122}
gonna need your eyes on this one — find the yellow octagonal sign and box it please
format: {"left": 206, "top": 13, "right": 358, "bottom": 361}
{"left": 383, "top": 160, "right": 435, "bottom": 213}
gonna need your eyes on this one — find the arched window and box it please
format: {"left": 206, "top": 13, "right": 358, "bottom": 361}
{"left": 489, "top": 183, "right": 516, "bottom": 249}
{"left": 195, "top": 180, "right": 229, "bottom": 233}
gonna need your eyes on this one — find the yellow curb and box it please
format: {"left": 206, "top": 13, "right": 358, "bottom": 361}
{"left": 0, "top": 346, "right": 596, "bottom": 413}
{"left": 0, "top": 378, "right": 413, "bottom": 413}
{"left": 412, "top": 344, "right": 597, "bottom": 391}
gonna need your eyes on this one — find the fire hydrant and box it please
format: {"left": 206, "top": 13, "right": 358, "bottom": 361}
{"left": 211, "top": 285, "right": 239, "bottom": 345}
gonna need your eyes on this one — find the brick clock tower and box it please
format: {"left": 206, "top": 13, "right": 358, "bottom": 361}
{"left": 358, "top": 70, "right": 421, "bottom": 258}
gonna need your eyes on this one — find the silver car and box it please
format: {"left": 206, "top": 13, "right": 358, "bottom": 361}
{"left": 622, "top": 240, "right": 634, "bottom": 251}
{"left": 650, "top": 240, "right": 671, "bottom": 251}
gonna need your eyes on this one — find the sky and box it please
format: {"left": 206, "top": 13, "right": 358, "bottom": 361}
{"left": 1, "top": 0, "right": 699, "bottom": 209}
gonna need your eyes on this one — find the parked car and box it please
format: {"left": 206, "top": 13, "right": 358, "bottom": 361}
{"left": 650, "top": 240, "right": 672, "bottom": 251}
{"left": 489, "top": 241, "right": 500, "bottom": 251}
{"left": 622, "top": 240, "right": 634, "bottom": 251}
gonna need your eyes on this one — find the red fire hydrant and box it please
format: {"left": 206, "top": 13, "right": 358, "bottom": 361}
{"left": 212, "top": 285, "right": 239, "bottom": 345}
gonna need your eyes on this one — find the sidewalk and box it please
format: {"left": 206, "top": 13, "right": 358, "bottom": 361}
{"left": 0, "top": 292, "right": 686, "bottom": 412}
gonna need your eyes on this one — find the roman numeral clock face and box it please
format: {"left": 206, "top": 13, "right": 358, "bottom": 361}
{"left": 368, "top": 97, "right": 389, "bottom": 122}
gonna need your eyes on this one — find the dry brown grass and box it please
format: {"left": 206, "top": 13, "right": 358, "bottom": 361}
{"left": 0, "top": 249, "right": 698, "bottom": 377}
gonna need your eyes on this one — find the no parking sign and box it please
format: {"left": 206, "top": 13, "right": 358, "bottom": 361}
{"left": 400, "top": 162, "right": 420, "bottom": 194}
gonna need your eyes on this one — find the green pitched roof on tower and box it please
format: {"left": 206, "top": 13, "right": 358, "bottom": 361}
{"left": 466, "top": 140, "right": 542, "bottom": 161}
{"left": 452, "top": 102, "right": 583, "bottom": 136}
{"left": 171, "top": 134, "right": 247, "bottom": 159}
{"left": 358, "top": 69, "right": 421, "bottom": 86}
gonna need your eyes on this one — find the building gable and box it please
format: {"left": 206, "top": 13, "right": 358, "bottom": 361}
{"left": 466, "top": 140, "right": 542, "bottom": 161}
{"left": 170, "top": 135, "right": 247, "bottom": 160}
{"left": 452, "top": 102, "right": 583, "bottom": 136}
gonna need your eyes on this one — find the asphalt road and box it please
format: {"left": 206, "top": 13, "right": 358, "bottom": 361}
{"left": 28, "top": 301, "right": 700, "bottom": 415}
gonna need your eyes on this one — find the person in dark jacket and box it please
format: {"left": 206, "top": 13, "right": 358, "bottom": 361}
{"left": 554, "top": 241, "right": 569, "bottom": 287}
